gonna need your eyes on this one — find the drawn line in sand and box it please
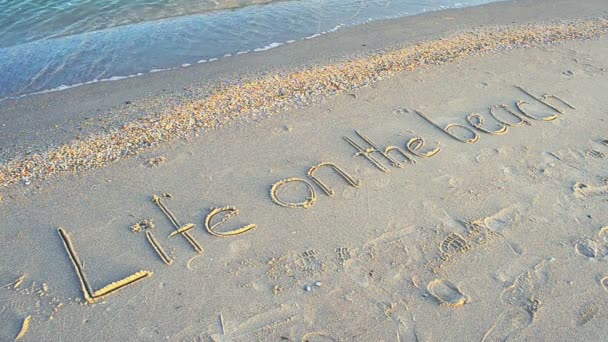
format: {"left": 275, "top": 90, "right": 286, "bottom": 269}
{"left": 145, "top": 231, "right": 174, "bottom": 265}
{"left": 414, "top": 110, "right": 480, "bottom": 144}
{"left": 426, "top": 279, "right": 470, "bottom": 308}
{"left": 220, "top": 312, "right": 227, "bottom": 335}
{"left": 153, "top": 195, "right": 203, "bottom": 253}
{"left": 490, "top": 104, "right": 530, "bottom": 127}
{"left": 2, "top": 274, "right": 26, "bottom": 289}
{"left": 542, "top": 94, "right": 576, "bottom": 111}
{"left": 513, "top": 88, "right": 575, "bottom": 122}
{"left": 15, "top": 315, "right": 31, "bottom": 340}
{"left": 168, "top": 223, "right": 196, "bottom": 238}
{"left": 58, "top": 228, "right": 153, "bottom": 304}
{"left": 466, "top": 112, "right": 509, "bottom": 135}
{"left": 204, "top": 206, "right": 256, "bottom": 237}
{"left": 406, "top": 137, "right": 441, "bottom": 158}
{"left": 344, "top": 133, "right": 391, "bottom": 173}
{"left": 186, "top": 254, "right": 202, "bottom": 271}
{"left": 601, "top": 276, "right": 608, "bottom": 292}
{"left": 351, "top": 130, "right": 408, "bottom": 169}
{"left": 307, "top": 162, "right": 361, "bottom": 196}
{"left": 514, "top": 85, "right": 575, "bottom": 114}
{"left": 270, "top": 177, "right": 317, "bottom": 209}
{"left": 385, "top": 146, "right": 417, "bottom": 168}
{"left": 516, "top": 101, "right": 558, "bottom": 121}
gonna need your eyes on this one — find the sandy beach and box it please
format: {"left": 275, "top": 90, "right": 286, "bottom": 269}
{"left": 1, "top": 0, "right": 608, "bottom": 340}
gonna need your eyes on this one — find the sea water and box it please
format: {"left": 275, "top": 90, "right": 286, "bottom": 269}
{"left": 0, "top": 0, "right": 501, "bottom": 100}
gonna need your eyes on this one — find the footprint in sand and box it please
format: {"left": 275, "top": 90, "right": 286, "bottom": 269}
{"left": 500, "top": 261, "right": 547, "bottom": 308}
{"left": 483, "top": 206, "right": 522, "bottom": 235}
{"left": 335, "top": 247, "right": 352, "bottom": 270}
{"left": 585, "top": 150, "right": 605, "bottom": 159}
{"left": 211, "top": 305, "right": 298, "bottom": 341}
{"left": 573, "top": 182, "right": 608, "bottom": 198}
{"left": 576, "top": 303, "right": 599, "bottom": 327}
{"left": 302, "top": 332, "right": 338, "bottom": 342}
{"left": 475, "top": 148, "right": 501, "bottom": 164}
{"left": 484, "top": 262, "right": 546, "bottom": 341}
{"left": 475, "top": 206, "right": 525, "bottom": 255}
{"left": 573, "top": 227, "right": 608, "bottom": 260}
{"left": 296, "top": 250, "right": 327, "bottom": 276}
{"left": 440, "top": 233, "right": 469, "bottom": 255}
{"left": 426, "top": 279, "right": 470, "bottom": 308}
{"left": 574, "top": 239, "right": 598, "bottom": 258}
{"left": 482, "top": 307, "right": 533, "bottom": 342}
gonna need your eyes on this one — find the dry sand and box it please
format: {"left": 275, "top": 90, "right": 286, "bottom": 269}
{"left": 1, "top": 0, "right": 608, "bottom": 341}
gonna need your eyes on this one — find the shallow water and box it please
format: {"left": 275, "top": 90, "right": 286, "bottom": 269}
{"left": 0, "top": 0, "right": 280, "bottom": 48}
{"left": 0, "top": 0, "right": 501, "bottom": 100}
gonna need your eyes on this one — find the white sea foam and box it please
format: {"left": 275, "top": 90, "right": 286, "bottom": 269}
{"left": 253, "top": 42, "right": 283, "bottom": 52}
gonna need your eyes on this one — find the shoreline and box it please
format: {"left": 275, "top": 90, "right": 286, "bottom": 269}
{"left": 1, "top": 16, "right": 607, "bottom": 190}
{"left": 1, "top": 0, "right": 607, "bottom": 155}
{"left": 0, "top": 0, "right": 502, "bottom": 101}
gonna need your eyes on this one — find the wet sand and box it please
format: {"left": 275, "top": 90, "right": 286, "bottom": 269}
{"left": 1, "top": 0, "right": 608, "bottom": 341}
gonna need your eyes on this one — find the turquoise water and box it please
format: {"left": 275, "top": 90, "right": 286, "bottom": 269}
{"left": 0, "top": 0, "right": 501, "bottom": 100}
{"left": 0, "top": 0, "right": 279, "bottom": 48}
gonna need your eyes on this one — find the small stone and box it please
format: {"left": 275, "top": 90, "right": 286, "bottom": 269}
{"left": 304, "top": 285, "right": 312, "bottom": 292}
{"left": 313, "top": 281, "right": 322, "bottom": 287}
